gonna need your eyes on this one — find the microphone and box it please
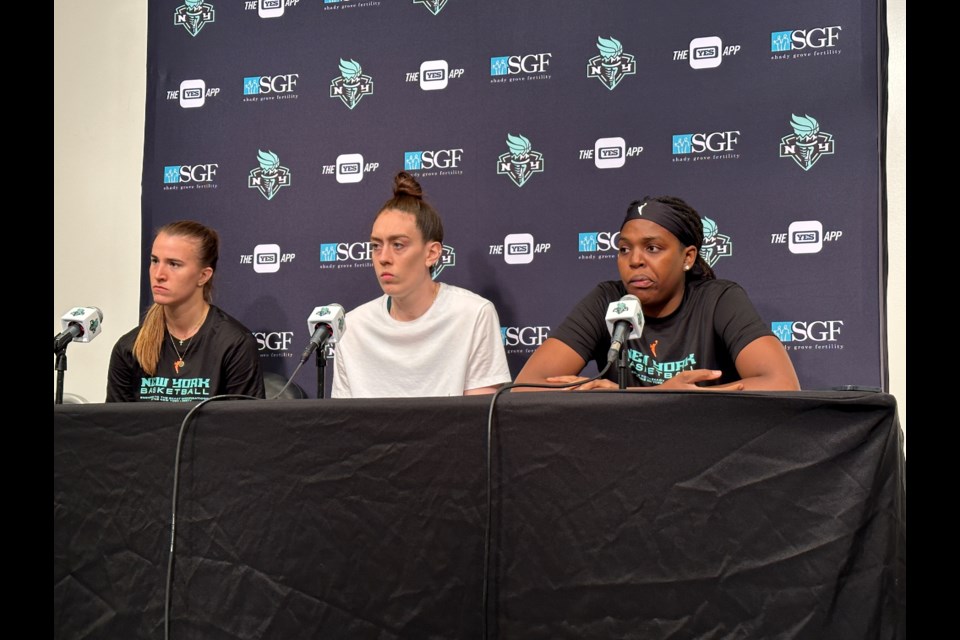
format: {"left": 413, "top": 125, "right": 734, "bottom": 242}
{"left": 300, "top": 304, "right": 346, "bottom": 364}
{"left": 54, "top": 307, "right": 104, "bottom": 352}
{"left": 604, "top": 295, "right": 644, "bottom": 363}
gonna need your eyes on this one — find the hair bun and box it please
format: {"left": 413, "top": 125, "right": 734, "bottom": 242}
{"left": 393, "top": 171, "right": 424, "bottom": 199}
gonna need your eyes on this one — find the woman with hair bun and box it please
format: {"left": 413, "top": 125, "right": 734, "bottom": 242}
{"left": 332, "top": 172, "right": 511, "bottom": 398}
{"left": 106, "top": 220, "right": 265, "bottom": 402}
{"left": 516, "top": 195, "right": 800, "bottom": 391}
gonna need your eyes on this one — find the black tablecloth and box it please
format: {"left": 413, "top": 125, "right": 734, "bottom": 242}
{"left": 54, "top": 391, "right": 905, "bottom": 639}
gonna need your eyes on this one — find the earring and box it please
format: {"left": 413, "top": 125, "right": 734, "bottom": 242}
{"left": 683, "top": 264, "right": 690, "bottom": 271}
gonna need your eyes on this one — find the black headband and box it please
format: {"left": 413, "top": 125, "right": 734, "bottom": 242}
{"left": 621, "top": 198, "right": 701, "bottom": 248}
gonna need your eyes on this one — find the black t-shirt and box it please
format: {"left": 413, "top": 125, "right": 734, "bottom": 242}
{"left": 550, "top": 279, "right": 773, "bottom": 386}
{"left": 106, "top": 305, "right": 265, "bottom": 402}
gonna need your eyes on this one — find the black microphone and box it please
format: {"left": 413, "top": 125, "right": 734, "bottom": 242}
{"left": 300, "top": 304, "right": 346, "bottom": 364}
{"left": 54, "top": 307, "right": 104, "bottom": 352}
{"left": 604, "top": 295, "right": 644, "bottom": 363}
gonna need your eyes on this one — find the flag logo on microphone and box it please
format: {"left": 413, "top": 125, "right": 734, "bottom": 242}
{"left": 614, "top": 302, "right": 628, "bottom": 314}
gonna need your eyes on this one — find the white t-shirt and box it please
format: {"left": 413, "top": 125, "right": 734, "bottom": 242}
{"left": 332, "top": 283, "right": 512, "bottom": 398}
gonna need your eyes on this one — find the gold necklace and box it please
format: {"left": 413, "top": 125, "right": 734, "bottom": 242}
{"left": 170, "top": 334, "right": 195, "bottom": 375}
{"left": 168, "top": 308, "right": 208, "bottom": 374}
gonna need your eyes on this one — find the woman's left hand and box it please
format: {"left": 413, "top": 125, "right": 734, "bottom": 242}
{"left": 545, "top": 376, "right": 619, "bottom": 391}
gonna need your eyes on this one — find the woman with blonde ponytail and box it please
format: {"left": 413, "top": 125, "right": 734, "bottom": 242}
{"left": 106, "top": 220, "right": 264, "bottom": 402}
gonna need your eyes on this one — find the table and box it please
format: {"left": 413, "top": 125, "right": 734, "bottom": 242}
{"left": 54, "top": 391, "right": 906, "bottom": 639}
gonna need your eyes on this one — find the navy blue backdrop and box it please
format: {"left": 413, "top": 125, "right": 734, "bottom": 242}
{"left": 142, "top": 0, "right": 887, "bottom": 396}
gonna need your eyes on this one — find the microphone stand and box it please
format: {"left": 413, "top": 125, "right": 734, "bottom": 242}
{"left": 54, "top": 347, "right": 67, "bottom": 405}
{"left": 315, "top": 347, "right": 326, "bottom": 399}
{"left": 618, "top": 347, "right": 628, "bottom": 390}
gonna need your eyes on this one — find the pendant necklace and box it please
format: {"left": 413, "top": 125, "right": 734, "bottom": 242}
{"left": 168, "top": 308, "right": 208, "bottom": 375}
{"left": 170, "top": 335, "right": 194, "bottom": 375}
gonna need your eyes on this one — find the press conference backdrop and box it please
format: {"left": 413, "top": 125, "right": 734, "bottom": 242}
{"left": 141, "top": 0, "right": 887, "bottom": 395}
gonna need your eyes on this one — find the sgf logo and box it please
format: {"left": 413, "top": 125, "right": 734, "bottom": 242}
{"left": 243, "top": 73, "right": 299, "bottom": 97}
{"left": 253, "top": 330, "right": 295, "bottom": 356}
{"left": 319, "top": 240, "right": 372, "bottom": 265}
{"left": 497, "top": 134, "right": 544, "bottom": 188}
{"left": 771, "top": 26, "right": 842, "bottom": 52}
{"left": 330, "top": 59, "right": 373, "bottom": 109}
{"left": 405, "top": 149, "right": 463, "bottom": 171}
{"left": 780, "top": 114, "right": 835, "bottom": 171}
{"left": 174, "top": 0, "right": 215, "bottom": 37}
{"left": 672, "top": 131, "right": 740, "bottom": 154}
{"left": 577, "top": 231, "right": 620, "bottom": 261}
{"left": 490, "top": 52, "right": 553, "bottom": 78}
{"left": 578, "top": 231, "right": 619, "bottom": 252}
{"left": 699, "top": 217, "right": 732, "bottom": 267}
{"left": 413, "top": 0, "right": 448, "bottom": 15}
{"left": 247, "top": 150, "right": 292, "bottom": 200}
{"left": 501, "top": 326, "right": 550, "bottom": 350}
{"left": 163, "top": 163, "right": 219, "bottom": 189}
{"left": 586, "top": 36, "right": 636, "bottom": 90}
{"left": 772, "top": 321, "right": 844, "bottom": 343}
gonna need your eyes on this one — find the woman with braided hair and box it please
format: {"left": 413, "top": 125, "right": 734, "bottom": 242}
{"left": 516, "top": 195, "right": 799, "bottom": 391}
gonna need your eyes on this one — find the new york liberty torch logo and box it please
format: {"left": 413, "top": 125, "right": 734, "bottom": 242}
{"left": 779, "top": 114, "right": 835, "bottom": 171}
{"left": 413, "top": 0, "right": 448, "bottom": 15}
{"left": 330, "top": 59, "right": 374, "bottom": 110}
{"left": 699, "top": 217, "right": 733, "bottom": 267}
{"left": 174, "top": 0, "right": 215, "bottom": 37}
{"left": 247, "top": 150, "right": 291, "bottom": 201}
{"left": 586, "top": 36, "right": 636, "bottom": 90}
{"left": 496, "top": 133, "right": 544, "bottom": 188}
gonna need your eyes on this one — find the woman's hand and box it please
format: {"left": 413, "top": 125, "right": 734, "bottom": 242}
{"left": 658, "top": 369, "right": 744, "bottom": 391}
{"left": 545, "top": 375, "right": 619, "bottom": 391}
{"left": 547, "top": 370, "right": 743, "bottom": 391}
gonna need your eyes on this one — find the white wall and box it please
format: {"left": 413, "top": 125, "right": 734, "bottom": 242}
{"left": 54, "top": 1, "right": 906, "bottom": 434}
{"left": 886, "top": 1, "right": 906, "bottom": 434}
{"left": 54, "top": 2, "right": 144, "bottom": 403}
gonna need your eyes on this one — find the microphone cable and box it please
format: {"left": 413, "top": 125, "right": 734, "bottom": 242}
{"left": 163, "top": 393, "right": 260, "bottom": 640}
{"left": 480, "top": 361, "right": 614, "bottom": 640}
{"left": 164, "top": 357, "right": 324, "bottom": 638}
{"left": 266, "top": 359, "right": 309, "bottom": 400}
